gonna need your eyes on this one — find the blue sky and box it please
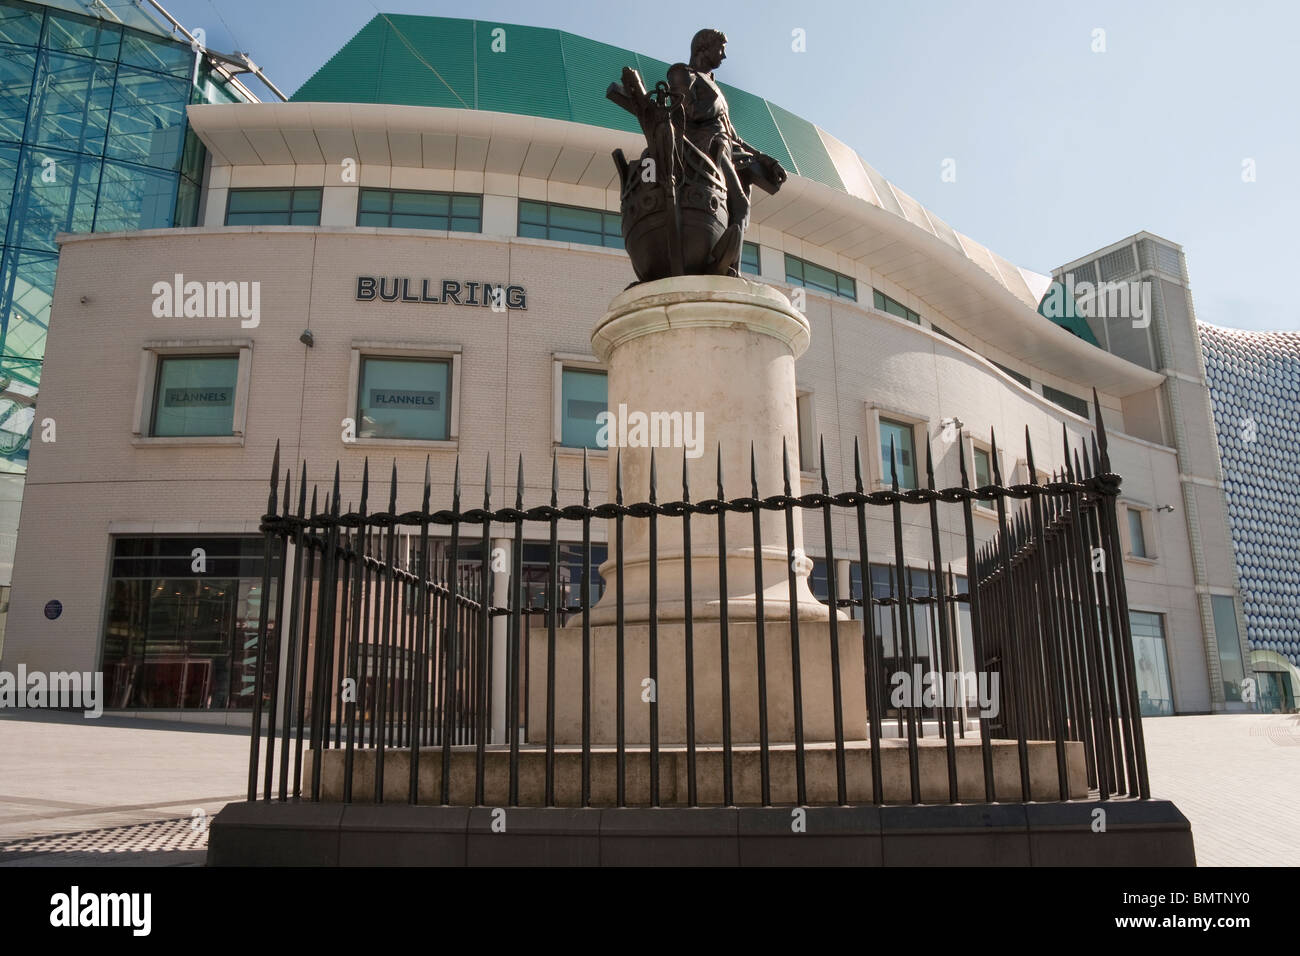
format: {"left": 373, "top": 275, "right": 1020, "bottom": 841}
{"left": 163, "top": 0, "right": 1298, "bottom": 332}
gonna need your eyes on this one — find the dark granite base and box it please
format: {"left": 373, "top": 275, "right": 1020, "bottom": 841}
{"left": 208, "top": 799, "right": 1195, "bottom": 867}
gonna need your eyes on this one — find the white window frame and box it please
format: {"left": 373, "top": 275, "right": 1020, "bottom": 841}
{"left": 1122, "top": 501, "right": 1158, "bottom": 563}
{"left": 347, "top": 340, "right": 461, "bottom": 448}
{"left": 866, "top": 402, "right": 927, "bottom": 491}
{"left": 132, "top": 338, "right": 252, "bottom": 447}
{"left": 553, "top": 353, "right": 608, "bottom": 458}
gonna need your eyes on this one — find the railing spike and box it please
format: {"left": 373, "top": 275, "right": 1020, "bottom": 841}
{"left": 750, "top": 441, "right": 759, "bottom": 497}
{"left": 681, "top": 446, "right": 691, "bottom": 503}
{"left": 515, "top": 453, "right": 525, "bottom": 509}
{"left": 484, "top": 453, "right": 492, "bottom": 510}
{"left": 1093, "top": 388, "right": 1112, "bottom": 472}
{"left": 819, "top": 435, "right": 829, "bottom": 494}
{"left": 550, "top": 448, "right": 558, "bottom": 508}
{"left": 888, "top": 437, "right": 899, "bottom": 492}
{"left": 453, "top": 455, "right": 462, "bottom": 509}
{"left": 582, "top": 446, "right": 590, "bottom": 501}
{"left": 1024, "top": 426, "right": 1038, "bottom": 484}
{"left": 853, "top": 435, "right": 864, "bottom": 493}
{"left": 297, "top": 459, "right": 307, "bottom": 516}
{"left": 332, "top": 461, "right": 342, "bottom": 516}
{"left": 924, "top": 433, "right": 936, "bottom": 490}
{"left": 716, "top": 443, "right": 724, "bottom": 499}
{"left": 990, "top": 428, "right": 1004, "bottom": 485}
{"left": 615, "top": 447, "right": 623, "bottom": 505}
{"left": 782, "top": 435, "right": 792, "bottom": 497}
{"left": 649, "top": 446, "right": 657, "bottom": 503}
{"left": 422, "top": 455, "right": 432, "bottom": 512}
{"left": 388, "top": 458, "right": 398, "bottom": 511}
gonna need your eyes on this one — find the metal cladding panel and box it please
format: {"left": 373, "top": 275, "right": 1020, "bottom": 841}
{"left": 293, "top": 16, "right": 389, "bottom": 103}
{"left": 765, "top": 100, "right": 842, "bottom": 192}
{"left": 476, "top": 22, "right": 570, "bottom": 120}
{"left": 373, "top": 16, "right": 476, "bottom": 109}
{"left": 719, "top": 83, "right": 794, "bottom": 173}
{"left": 1201, "top": 322, "right": 1300, "bottom": 667}
{"left": 559, "top": 32, "right": 641, "bottom": 134}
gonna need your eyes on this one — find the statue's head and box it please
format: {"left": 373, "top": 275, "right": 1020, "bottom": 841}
{"left": 690, "top": 28, "right": 727, "bottom": 72}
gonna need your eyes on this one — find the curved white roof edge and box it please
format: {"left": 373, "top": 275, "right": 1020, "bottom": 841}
{"left": 186, "top": 102, "right": 1163, "bottom": 397}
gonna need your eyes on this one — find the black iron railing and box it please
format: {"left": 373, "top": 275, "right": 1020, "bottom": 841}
{"left": 246, "top": 391, "right": 1149, "bottom": 807}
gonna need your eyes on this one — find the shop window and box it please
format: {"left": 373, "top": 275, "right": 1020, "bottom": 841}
{"left": 357, "top": 356, "right": 452, "bottom": 441}
{"left": 150, "top": 355, "right": 238, "bottom": 437}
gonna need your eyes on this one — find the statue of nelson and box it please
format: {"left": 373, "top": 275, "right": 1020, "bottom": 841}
{"left": 667, "top": 28, "right": 788, "bottom": 276}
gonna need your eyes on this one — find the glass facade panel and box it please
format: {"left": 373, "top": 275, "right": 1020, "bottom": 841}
{"left": 741, "top": 240, "right": 760, "bottom": 276}
{"left": 150, "top": 355, "right": 238, "bottom": 437}
{"left": 1129, "top": 610, "right": 1174, "bottom": 716}
{"left": 104, "top": 67, "right": 189, "bottom": 170}
{"left": 880, "top": 417, "right": 917, "bottom": 489}
{"left": 1211, "top": 594, "right": 1245, "bottom": 702}
{"left": 28, "top": 52, "right": 114, "bottom": 154}
{"left": 357, "top": 356, "right": 451, "bottom": 440}
{"left": 872, "top": 288, "right": 919, "bottom": 323}
{"left": 101, "top": 536, "right": 278, "bottom": 710}
{"left": 561, "top": 367, "right": 607, "bottom": 449}
{"left": 0, "top": 2, "right": 213, "bottom": 472}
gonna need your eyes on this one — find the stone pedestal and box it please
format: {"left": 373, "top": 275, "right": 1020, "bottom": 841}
{"left": 529, "top": 620, "right": 868, "bottom": 746}
{"left": 588, "top": 275, "right": 832, "bottom": 625}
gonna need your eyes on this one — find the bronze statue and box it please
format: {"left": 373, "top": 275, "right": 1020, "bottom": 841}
{"left": 608, "top": 29, "right": 788, "bottom": 282}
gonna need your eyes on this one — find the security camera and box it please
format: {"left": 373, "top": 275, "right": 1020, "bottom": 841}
{"left": 299, "top": 329, "right": 315, "bottom": 347}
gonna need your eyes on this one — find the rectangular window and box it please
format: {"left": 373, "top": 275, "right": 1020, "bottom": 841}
{"left": 786, "top": 254, "right": 856, "bottom": 300}
{"left": 518, "top": 199, "right": 622, "bottom": 248}
{"left": 225, "top": 187, "right": 321, "bottom": 226}
{"left": 150, "top": 355, "right": 238, "bottom": 437}
{"left": 879, "top": 417, "right": 917, "bottom": 489}
{"left": 1211, "top": 594, "right": 1246, "bottom": 702}
{"left": 101, "top": 536, "right": 277, "bottom": 710}
{"left": 561, "top": 368, "right": 608, "bottom": 449}
{"left": 1043, "top": 384, "right": 1090, "bottom": 419}
{"left": 357, "top": 357, "right": 451, "bottom": 441}
{"left": 741, "top": 241, "right": 761, "bottom": 276}
{"left": 1127, "top": 507, "right": 1148, "bottom": 558}
{"left": 872, "top": 289, "right": 920, "bottom": 324}
{"left": 973, "top": 446, "right": 994, "bottom": 510}
{"left": 1129, "top": 611, "right": 1173, "bottom": 716}
{"left": 357, "top": 189, "right": 481, "bottom": 232}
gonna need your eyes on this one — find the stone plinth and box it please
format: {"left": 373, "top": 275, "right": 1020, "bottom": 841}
{"left": 528, "top": 620, "right": 867, "bottom": 746}
{"left": 308, "top": 738, "right": 1089, "bottom": 807}
{"left": 588, "top": 275, "right": 832, "bottom": 625}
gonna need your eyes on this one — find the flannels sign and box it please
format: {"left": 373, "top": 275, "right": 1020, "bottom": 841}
{"left": 357, "top": 276, "right": 526, "bottom": 310}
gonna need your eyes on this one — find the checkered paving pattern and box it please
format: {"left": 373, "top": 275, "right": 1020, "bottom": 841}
{"left": 0, "top": 817, "right": 207, "bottom": 866}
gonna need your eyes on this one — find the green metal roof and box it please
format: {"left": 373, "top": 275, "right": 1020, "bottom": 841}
{"left": 291, "top": 14, "right": 844, "bottom": 189}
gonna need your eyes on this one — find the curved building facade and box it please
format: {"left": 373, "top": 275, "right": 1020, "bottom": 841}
{"left": 1201, "top": 323, "right": 1300, "bottom": 710}
{"left": 0, "top": 13, "right": 1252, "bottom": 719}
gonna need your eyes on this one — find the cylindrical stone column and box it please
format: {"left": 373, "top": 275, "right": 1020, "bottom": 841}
{"left": 587, "top": 275, "right": 833, "bottom": 624}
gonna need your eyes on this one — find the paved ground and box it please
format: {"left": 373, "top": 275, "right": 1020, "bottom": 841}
{"left": 0, "top": 709, "right": 1295, "bottom": 866}
{"left": 0, "top": 711, "right": 249, "bottom": 866}
{"left": 1142, "top": 712, "right": 1300, "bottom": 867}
